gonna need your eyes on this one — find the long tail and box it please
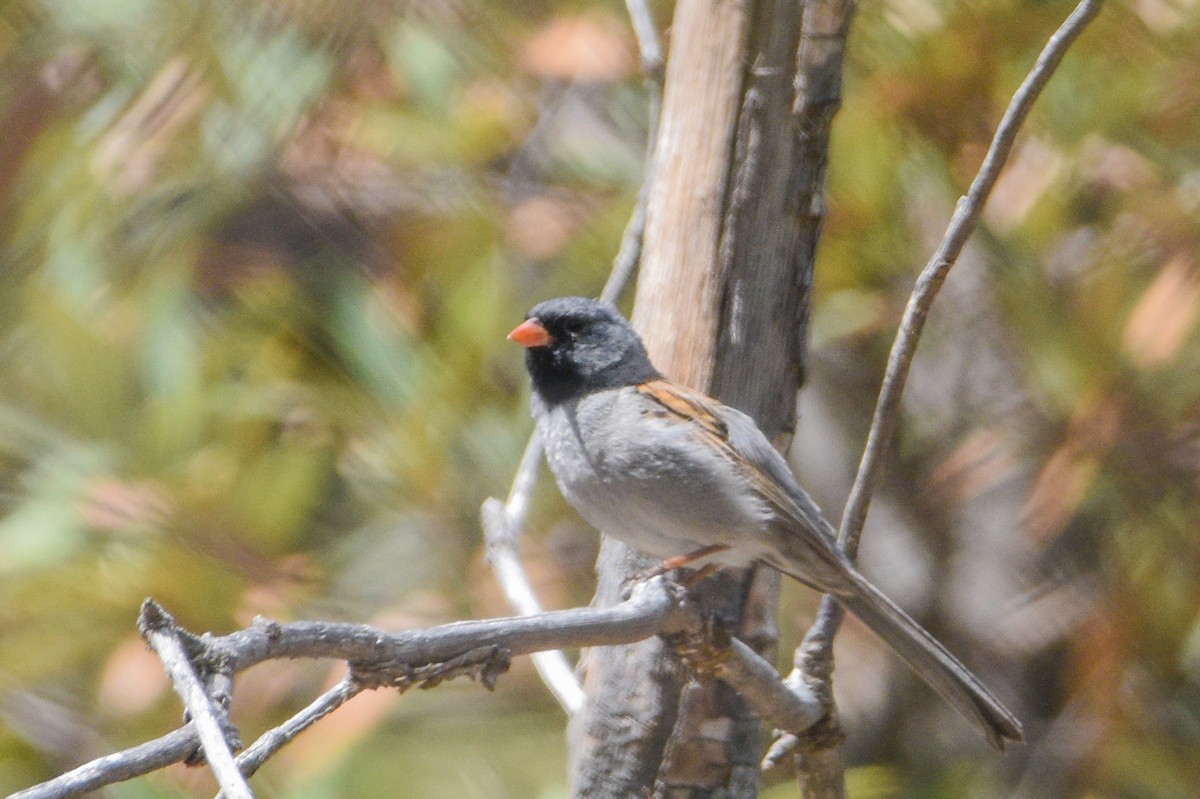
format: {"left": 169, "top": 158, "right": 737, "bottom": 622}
{"left": 829, "top": 572, "right": 1023, "bottom": 749}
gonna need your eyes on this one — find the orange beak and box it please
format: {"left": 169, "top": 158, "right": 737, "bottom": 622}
{"left": 507, "top": 318, "right": 554, "bottom": 348}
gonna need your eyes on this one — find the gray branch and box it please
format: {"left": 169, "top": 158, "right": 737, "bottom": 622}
{"left": 138, "top": 602, "right": 255, "bottom": 799}
{"left": 837, "top": 0, "right": 1105, "bottom": 557}
{"left": 7, "top": 727, "right": 201, "bottom": 799}
{"left": 716, "top": 639, "right": 824, "bottom": 734}
{"left": 9, "top": 574, "right": 824, "bottom": 799}
{"left": 226, "top": 676, "right": 362, "bottom": 786}
{"left": 783, "top": 0, "right": 1105, "bottom": 791}
{"left": 481, "top": 0, "right": 664, "bottom": 716}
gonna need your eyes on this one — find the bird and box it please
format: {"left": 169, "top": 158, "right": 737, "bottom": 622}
{"left": 508, "top": 296, "right": 1023, "bottom": 749}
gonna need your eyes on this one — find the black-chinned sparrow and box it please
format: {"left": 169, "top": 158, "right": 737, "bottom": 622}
{"left": 510, "top": 296, "right": 1022, "bottom": 748}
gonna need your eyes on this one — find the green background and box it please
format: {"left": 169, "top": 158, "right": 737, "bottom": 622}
{"left": 1, "top": 1, "right": 1198, "bottom": 796}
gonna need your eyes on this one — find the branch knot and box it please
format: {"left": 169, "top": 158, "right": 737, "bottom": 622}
{"left": 351, "top": 645, "right": 513, "bottom": 693}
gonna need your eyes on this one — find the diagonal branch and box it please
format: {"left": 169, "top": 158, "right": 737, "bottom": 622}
{"left": 482, "top": 449, "right": 585, "bottom": 713}
{"left": 836, "top": 0, "right": 1105, "bottom": 557}
{"left": 481, "top": 0, "right": 665, "bottom": 716}
{"left": 784, "top": 0, "right": 1105, "bottom": 791}
{"left": 138, "top": 601, "right": 255, "bottom": 799}
{"left": 227, "top": 676, "right": 362, "bottom": 785}
{"left": 716, "top": 639, "right": 823, "bottom": 734}
{"left": 6, "top": 727, "right": 202, "bottom": 799}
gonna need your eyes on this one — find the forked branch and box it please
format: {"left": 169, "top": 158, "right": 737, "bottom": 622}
{"left": 10, "top": 578, "right": 821, "bottom": 799}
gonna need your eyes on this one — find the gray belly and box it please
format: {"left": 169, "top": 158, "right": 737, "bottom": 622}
{"left": 537, "top": 392, "right": 770, "bottom": 566}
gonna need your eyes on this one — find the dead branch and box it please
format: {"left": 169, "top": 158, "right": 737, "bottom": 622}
{"left": 9, "top": 574, "right": 822, "bottom": 799}
{"left": 783, "top": 0, "right": 1105, "bottom": 793}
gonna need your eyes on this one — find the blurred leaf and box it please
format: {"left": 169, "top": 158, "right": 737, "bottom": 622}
{"left": 2, "top": 0, "right": 1200, "bottom": 796}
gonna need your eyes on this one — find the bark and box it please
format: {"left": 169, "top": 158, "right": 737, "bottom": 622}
{"left": 567, "top": 0, "right": 849, "bottom": 796}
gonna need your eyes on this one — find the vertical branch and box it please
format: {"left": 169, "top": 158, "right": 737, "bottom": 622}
{"left": 604, "top": 0, "right": 665, "bottom": 305}
{"left": 631, "top": 0, "right": 753, "bottom": 390}
{"left": 574, "top": 0, "right": 831, "bottom": 795}
{"left": 571, "top": 0, "right": 758, "bottom": 794}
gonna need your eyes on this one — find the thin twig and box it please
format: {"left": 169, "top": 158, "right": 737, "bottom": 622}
{"left": 138, "top": 601, "right": 256, "bottom": 799}
{"left": 482, "top": 0, "right": 666, "bottom": 714}
{"left": 836, "top": 0, "right": 1104, "bottom": 556}
{"left": 483, "top": 492, "right": 586, "bottom": 712}
{"left": 599, "top": 181, "right": 650, "bottom": 305}
{"left": 624, "top": 0, "right": 664, "bottom": 81}
{"left": 780, "top": 0, "right": 1104, "bottom": 781}
{"left": 7, "top": 727, "right": 200, "bottom": 799}
{"left": 603, "top": 0, "right": 663, "bottom": 306}
{"left": 217, "top": 676, "right": 362, "bottom": 794}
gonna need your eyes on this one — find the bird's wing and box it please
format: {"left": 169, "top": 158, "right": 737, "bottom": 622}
{"left": 635, "top": 379, "right": 853, "bottom": 591}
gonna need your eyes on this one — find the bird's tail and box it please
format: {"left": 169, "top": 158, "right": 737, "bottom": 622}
{"left": 833, "top": 572, "right": 1023, "bottom": 749}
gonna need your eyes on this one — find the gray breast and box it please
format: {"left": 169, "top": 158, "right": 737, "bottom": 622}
{"left": 535, "top": 388, "right": 770, "bottom": 565}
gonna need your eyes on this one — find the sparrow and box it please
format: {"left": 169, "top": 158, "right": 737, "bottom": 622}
{"left": 509, "top": 296, "right": 1023, "bottom": 749}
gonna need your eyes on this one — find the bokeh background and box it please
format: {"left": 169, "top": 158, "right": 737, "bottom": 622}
{"left": 1, "top": 1, "right": 1198, "bottom": 797}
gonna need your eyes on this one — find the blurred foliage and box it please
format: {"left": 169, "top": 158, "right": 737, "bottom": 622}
{"left": 0, "top": 0, "right": 1197, "bottom": 797}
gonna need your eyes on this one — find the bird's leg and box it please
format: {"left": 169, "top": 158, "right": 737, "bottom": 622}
{"left": 660, "top": 543, "right": 730, "bottom": 571}
{"left": 634, "top": 543, "right": 731, "bottom": 582}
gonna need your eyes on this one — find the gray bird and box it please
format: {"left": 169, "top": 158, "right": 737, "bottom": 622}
{"left": 509, "top": 296, "right": 1023, "bottom": 749}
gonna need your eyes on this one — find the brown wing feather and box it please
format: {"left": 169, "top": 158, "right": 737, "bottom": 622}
{"left": 635, "top": 379, "right": 729, "bottom": 440}
{"left": 635, "top": 380, "right": 853, "bottom": 591}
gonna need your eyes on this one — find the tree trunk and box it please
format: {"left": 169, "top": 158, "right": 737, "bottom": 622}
{"left": 567, "top": 0, "right": 852, "bottom": 796}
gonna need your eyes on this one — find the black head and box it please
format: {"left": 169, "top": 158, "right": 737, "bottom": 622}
{"left": 509, "top": 297, "right": 660, "bottom": 406}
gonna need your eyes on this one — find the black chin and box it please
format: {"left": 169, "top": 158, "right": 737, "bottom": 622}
{"left": 524, "top": 348, "right": 577, "bottom": 406}
{"left": 526, "top": 342, "right": 658, "bottom": 406}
